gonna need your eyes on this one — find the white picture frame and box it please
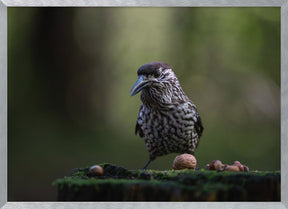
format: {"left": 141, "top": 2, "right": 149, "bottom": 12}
{"left": 0, "top": 0, "right": 287, "bottom": 208}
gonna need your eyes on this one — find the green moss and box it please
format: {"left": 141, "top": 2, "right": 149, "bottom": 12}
{"left": 53, "top": 164, "right": 280, "bottom": 201}
{"left": 53, "top": 164, "right": 279, "bottom": 189}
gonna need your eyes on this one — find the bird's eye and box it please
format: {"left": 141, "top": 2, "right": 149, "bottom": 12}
{"left": 154, "top": 70, "right": 161, "bottom": 78}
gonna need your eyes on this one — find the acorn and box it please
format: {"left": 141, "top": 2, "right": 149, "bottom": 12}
{"left": 224, "top": 165, "right": 240, "bottom": 172}
{"left": 172, "top": 154, "right": 197, "bottom": 170}
{"left": 89, "top": 165, "right": 104, "bottom": 176}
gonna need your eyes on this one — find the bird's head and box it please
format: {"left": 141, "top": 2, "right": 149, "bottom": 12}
{"left": 130, "top": 62, "right": 177, "bottom": 96}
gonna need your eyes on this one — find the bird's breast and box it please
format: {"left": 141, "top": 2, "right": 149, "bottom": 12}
{"left": 138, "top": 104, "right": 196, "bottom": 141}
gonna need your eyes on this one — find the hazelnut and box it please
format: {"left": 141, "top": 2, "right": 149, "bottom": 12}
{"left": 224, "top": 165, "right": 240, "bottom": 172}
{"left": 209, "top": 160, "right": 224, "bottom": 171}
{"left": 89, "top": 165, "right": 104, "bottom": 176}
{"left": 172, "top": 154, "right": 197, "bottom": 170}
{"left": 243, "top": 165, "right": 249, "bottom": 172}
{"left": 208, "top": 160, "right": 216, "bottom": 170}
{"left": 214, "top": 160, "right": 224, "bottom": 171}
{"left": 233, "top": 161, "right": 244, "bottom": 172}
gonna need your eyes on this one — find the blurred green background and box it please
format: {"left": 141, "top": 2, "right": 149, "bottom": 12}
{"left": 8, "top": 7, "right": 280, "bottom": 200}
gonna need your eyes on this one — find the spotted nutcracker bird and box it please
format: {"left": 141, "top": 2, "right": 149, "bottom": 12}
{"left": 130, "top": 62, "right": 204, "bottom": 169}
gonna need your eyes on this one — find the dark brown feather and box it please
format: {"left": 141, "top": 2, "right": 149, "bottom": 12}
{"left": 132, "top": 62, "right": 204, "bottom": 161}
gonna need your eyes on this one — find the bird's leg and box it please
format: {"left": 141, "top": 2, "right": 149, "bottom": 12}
{"left": 142, "top": 159, "right": 152, "bottom": 170}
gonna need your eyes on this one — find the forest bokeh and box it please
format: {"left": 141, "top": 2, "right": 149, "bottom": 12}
{"left": 8, "top": 7, "right": 280, "bottom": 200}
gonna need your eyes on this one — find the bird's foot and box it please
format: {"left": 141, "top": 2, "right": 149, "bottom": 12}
{"left": 142, "top": 159, "right": 152, "bottom": 170}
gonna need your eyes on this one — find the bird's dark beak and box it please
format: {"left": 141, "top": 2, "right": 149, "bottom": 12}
{"left": 130, "top": 75, "right": 151, "bottom": 96}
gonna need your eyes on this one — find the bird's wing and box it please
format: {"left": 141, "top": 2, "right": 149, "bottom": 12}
{"left": 135, "top": 122, "right": 144, "bottom": 137}
{"left": 135, "top": 105, "right": 145, "bottom": 138}
{"left": 194, "top": 111, "right": 204, "bottom": 138}
{"left": 188, "top": 102, "right": 204, "bottom": 138}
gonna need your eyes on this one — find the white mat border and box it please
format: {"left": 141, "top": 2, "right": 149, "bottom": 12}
{"left": 0, "top": 1, "right": 287, "bottom": 208}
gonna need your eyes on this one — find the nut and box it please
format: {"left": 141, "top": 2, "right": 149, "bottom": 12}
{"left": 224, "top": 165, "right": 240, "bottom": 172}
{"left": 208, "top": 160, "right": 217, "bottom": 170}
{"left": 89, "top": 165, "right": 104, "bottom": 176}
{"left": 233, "top": 161, "right": 244, "bottom": 172}
{"left": 172, "top": 154, "right": 197, "bottom": 170}
{"left": 214, "top": 160, "right": 224, "bottom": 171}
{"left": 209, "top": 160, "right": 224, "bottom": 171}
{"left": 233, "top": 161, "right": 241, "bottom": 165}
{"left": 243, "top": 165, "right": 249, "bottom": 172}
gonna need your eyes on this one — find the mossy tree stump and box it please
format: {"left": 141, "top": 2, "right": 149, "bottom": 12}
{"left": 53, "top": 163, "right": 280, "bottom": 201}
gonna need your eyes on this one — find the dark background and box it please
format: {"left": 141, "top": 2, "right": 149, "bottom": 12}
{"left": 8, "top": 7, "right": 280, "bottom": 200}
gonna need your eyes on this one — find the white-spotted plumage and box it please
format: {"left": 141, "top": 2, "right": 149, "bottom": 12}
{"left": 131, "top": 62, "right": 203, "bottom": 169}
